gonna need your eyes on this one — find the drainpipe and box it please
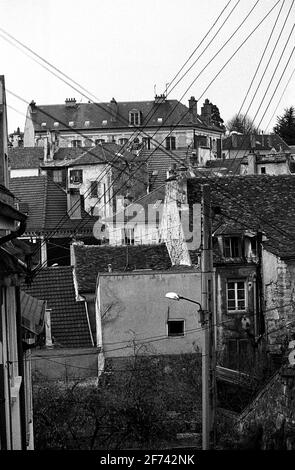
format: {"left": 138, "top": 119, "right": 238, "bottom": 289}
{"left": 0, "top": 288, "right": 7, "bottom": 449}
{"left": 15, "top": 285, "right": 27, "bottom": 450}
{"left": 256, "top": 231, "right": 265, "bottom": 336}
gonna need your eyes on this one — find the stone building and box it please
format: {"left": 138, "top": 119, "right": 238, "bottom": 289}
{"left": 23, "top": 95, "right": 224, "bottom": 168}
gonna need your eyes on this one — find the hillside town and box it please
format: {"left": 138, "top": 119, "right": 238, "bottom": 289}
{"left": 1, "top": 0, "right": 295, "bottom": 454}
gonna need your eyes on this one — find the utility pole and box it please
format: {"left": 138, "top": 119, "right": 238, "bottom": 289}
{"left": 200, "top": 184, "right": 216, "bottom": 450}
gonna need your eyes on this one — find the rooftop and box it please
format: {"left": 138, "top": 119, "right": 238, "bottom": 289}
{"left": 28, "top": 98, "right": 223, "bottom": 133}
{"left": 72, "top": 243, "right": 172, "bottom": 294}
{"left": 9, "top": 175, "right": 97, "bottom": 235}
{"left": 186, "top": 175, "right": 295, "bottom": 259}
{"left": 22, "top": 266, "right": 93, "bottom": 348}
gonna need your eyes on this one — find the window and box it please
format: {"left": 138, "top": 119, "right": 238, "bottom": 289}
{"left": 227, "top": 280, "right": 246, "bottom": 311}
{"left": 90, "top": 181, "right": 98, "bottom": 198}
{"left": 261, "top": 167, "right": 266, "bottom": 174}
{"left": 69, "top": 169, "right": 83, "bottom": 184}
{"left": 167, "top": 320, "right": 185, "bottom": 337}
{"left": 223, "top": 237, "right": 242, "bottom": 258}
{"left": 165, "top": 136, "right": 176, "bottom": 150}
{"left": 95, "top": 139, "right": 105, "bottom": 145}
{"left": 142, "top": 137, "right": 151, "bottom": 150}
{"left": 118, "top": 138, "right": 128, "bottom": 146}
{"left": 71, "top": 139, "right": 82, "bottom": 148}
{"left": 122, "top": 228, "right": 135, "bottom": 245}
{"left": 129, "top": 110, "right": 141, "bottom": 126}
{"left": 53, "top": 170, "right": 63, "bottom": 183}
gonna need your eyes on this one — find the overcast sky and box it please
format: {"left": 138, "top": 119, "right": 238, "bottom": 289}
{"left": 1, "top": 0, "right": 294, "bottom": 134}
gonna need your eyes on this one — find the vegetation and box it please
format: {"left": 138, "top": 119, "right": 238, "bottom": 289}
{"left": 226, "top": 113, "right": 260, "bottom": 134}
{"left": 273, "top": 106, "right": 295, "bottom": 145}
{"left": 33, "top": 349, "right": 202, "bottom": 450}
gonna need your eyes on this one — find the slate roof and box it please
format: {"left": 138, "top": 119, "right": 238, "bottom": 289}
{"left": 186, "top": 175, "right": 295, "bottom": 259}
{"left": 28, "top": 98, "right": 222, "bottom": 133}
{"left": 222, "top": 134, "right": 291, "bottom": 152}
{"left": 42, "top": 142, "right": 138, "bottom": 168}
{"left": 73, "top": 243, "right": 172, "bottom": 294}
{"left": 9, "top": 175, "right": 97, "bottom": 235}
{"left": 22, "top": 266, "right": 93, "bottom": 348}
{"left": 8, "top": 147, "right": 43, "bottom": 169}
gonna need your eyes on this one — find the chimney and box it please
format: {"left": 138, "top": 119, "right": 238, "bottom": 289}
{"left": 110, "top": 97, "right": 118, "bottom": 122}
{"left": 250, "top": 133, "right": 256, "bottom": 149}
{"left": 30, "top": 100, "right": 37, "bottom": 113}
{"left": 247, "top": 153, "right": 257, "bottom": 175}
{"left": 188, "top": 96, "right": 197, "bottom": 120}
{"left": 44, "top": 131, "right": 58, "bottom": 162}
{"left": 154, "top": 94, "right": 166, "bottom": 105}
{"left": 65, "top": 98, "right": 77, "bottom": 108}
{"left": 200, "top": 99, "right": 212, "bottom": 125}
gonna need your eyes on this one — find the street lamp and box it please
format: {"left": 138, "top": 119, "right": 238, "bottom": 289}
{"left": 165, "top": 292, "right": 204, "bottom": 323}
{"left": 165, "top": 291, "right": 210, "bottom": 450}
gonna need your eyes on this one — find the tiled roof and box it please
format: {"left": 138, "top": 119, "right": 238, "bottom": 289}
{"left": 29, "top": 99, "right": 221, "bottom": 132}
{"left": 8, "top": 147, "right": 43, "bottom": 169}
{"left": 22, "top": 266, "right": 92, "bottom": 348}
{"left": 9, "top": 175, "right": 97, "bottom": 235}
{"left": 186, "top": 175, "right": 295, "bottom": 259}
{"left": 206, "top": 158, "right": 243, "bottom": 174}
{"left": 222, "top": 134, "right": 291, "bottom": 152}
{"left": 105, "top": 185, "right": 166, "bottom": 224}
{"left": 142, "top": 148, "right": 192, "bottom": 189}
{"left": 73, "top": 243, "right": 172, "bottom": 294}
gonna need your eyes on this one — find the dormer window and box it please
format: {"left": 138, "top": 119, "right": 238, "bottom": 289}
{"left": 69, "top": 121, "right": 74, "bottom": 127}
{"left": 102, "top": 120, "right": 108, "bottom": 126}
{"left": 84, "top": 120, "right": 90, "bottom": 127}
{"left": 53, "top": 122, "right": 59, "bottom": 127}
{"left": 224, "top": 237, "right": 242, "bottom": 258}
{"left": 41, "top": 122, "right": 46, "bottom": 127}
{"left": 129, "top": 110, "right": 141, "bottom": 126}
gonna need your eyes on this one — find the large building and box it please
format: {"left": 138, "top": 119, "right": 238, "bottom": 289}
{"left": 23, "top": 95, "right": 225, "bottom": 165}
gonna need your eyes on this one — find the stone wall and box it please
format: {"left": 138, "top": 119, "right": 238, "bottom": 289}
{"left": 263, "top": 250, "right": 295, "bottom": 356}
{"left": 236, "top": 366, "right": 295, "bottom": 449}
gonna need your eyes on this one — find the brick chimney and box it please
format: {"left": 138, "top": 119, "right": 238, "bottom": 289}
{"left": 188, "top": 96, "right": 197, "bottom": 120}
{"left": 200, "top": 99, "right": 212, "bottom": 125}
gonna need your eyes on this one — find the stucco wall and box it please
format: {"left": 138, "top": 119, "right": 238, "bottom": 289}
{"left": 97, "top": 271, "right": 202, "bottom": 358}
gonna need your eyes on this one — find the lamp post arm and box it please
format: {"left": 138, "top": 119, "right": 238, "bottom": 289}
{"left": 178, "top": 296, "right": 202, "bottom": 310}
